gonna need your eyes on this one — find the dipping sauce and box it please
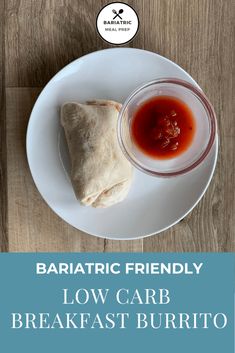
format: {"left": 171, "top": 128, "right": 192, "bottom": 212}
{"left": 131, "top": 96, "right": 196, "bottom": 159}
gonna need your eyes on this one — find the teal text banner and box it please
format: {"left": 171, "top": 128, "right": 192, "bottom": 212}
{"left": 0, "top": 253, "right": 234, "bottom": 352}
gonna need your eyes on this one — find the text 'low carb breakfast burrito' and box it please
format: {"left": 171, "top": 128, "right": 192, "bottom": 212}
{"left": 61, "top": 100, "right": 133, "bottom": 208}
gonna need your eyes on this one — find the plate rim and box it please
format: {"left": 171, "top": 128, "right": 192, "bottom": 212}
{"left": 26, "top": 48, "right": 218, "bottom": 240}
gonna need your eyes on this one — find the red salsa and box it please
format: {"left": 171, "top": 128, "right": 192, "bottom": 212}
{"left": 131, "top": 96, "right": 196, "bottom": 159}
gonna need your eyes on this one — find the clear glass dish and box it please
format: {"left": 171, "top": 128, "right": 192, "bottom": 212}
{"left": 117, "top": 78, "right": 217, "bottom": 177}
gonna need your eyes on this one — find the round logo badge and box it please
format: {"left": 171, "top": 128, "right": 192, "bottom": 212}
{"left": 96, "top": 2, "right": 139, "bottom": 45}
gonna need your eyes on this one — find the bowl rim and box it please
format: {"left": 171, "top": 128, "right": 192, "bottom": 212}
{"left": 117, "top": 77, "right": 217, "bottom": 177}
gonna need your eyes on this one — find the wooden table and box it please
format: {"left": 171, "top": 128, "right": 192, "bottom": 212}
{"left": 0, "top": 0, "right": 234, "bottom": 252}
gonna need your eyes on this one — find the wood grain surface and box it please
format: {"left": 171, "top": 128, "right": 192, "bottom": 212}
{"left": 0, "top": 0, "right": 8, "bottom": 251}
{"left": 0, "top": 0, "right": 234, "bottom": 252}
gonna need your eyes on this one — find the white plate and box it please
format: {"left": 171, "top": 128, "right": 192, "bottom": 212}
{"left": 27, "top": 48, "right": 218, "bottom": 240}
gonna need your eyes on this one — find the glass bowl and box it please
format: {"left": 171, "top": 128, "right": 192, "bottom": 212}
{"left": 117, "top": 78, "right": 217, "bottom": 177}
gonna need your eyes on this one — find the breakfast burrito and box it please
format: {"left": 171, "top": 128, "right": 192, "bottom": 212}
{"left": 61, "top": 99, "right": 133, "bottom": 208}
